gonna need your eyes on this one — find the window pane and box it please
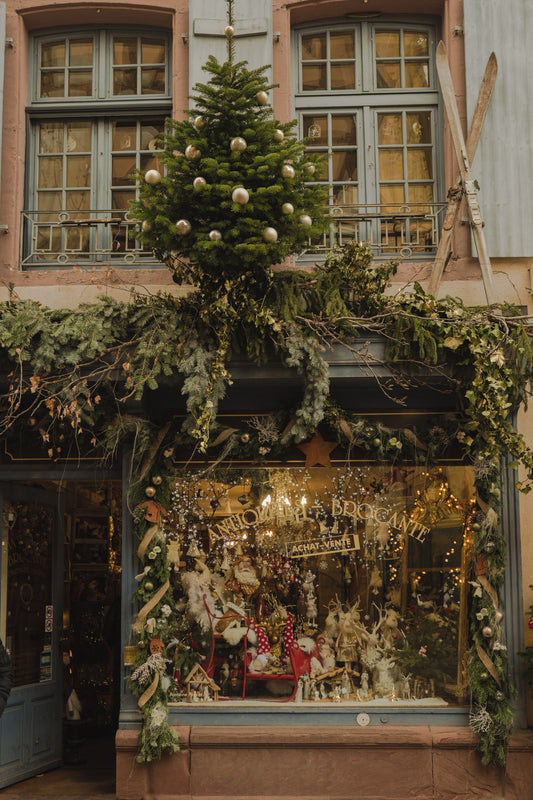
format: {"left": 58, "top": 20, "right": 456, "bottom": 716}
{"left": 67, "top": 122, "right": 92, "bottom": 153}
{"left": 332, "top": 151, "right": 357, "bottom": 181}
{"left": 112, "top": 189, "right": 135, "bottom": 210}
{"left": 38, "top": 157, "right": 63, "bottom": 188}
{"left": 303, "top": 115, "right": 327, "bottom": 145}
{"left": 330, "top": 31, "right": 354, "bottom": 59}
{"left": 141, "top": 123, "right": 163, "bottom": 150}
{"left": 331, "top": 63, "right": 355, "bottom": 90}
{"left": 65, "top": 227, "right": 89, "bottom": 251}
{"left": 42, "top": 41, "right": 65, "bottom": 67}
{"left": 407, "top": 113, "right": 431, "bottom": 144}
{"left": 408, "top": 149, "right": 433, "bottom": 179}
{"left": 142, "top": 39, "right": 165, "bottom": 63}
{"left": 66, "top": 155, "right": 90, "bottom": 187}
{"left": 113, "top": 124, "right": 136, "bottom": 151}
{"left": 302, "top": 33, "right": 326, "bottom": 60}
{"left": 66, "top": 190, "right": 90, "bottom": 211}
{"left": 408, "top": 183, "right": 434, "bottom": 205}
{"left": 41, "top": 72, "right": 64, "bottom": 98}
{"left": 380, "top": 184, "right": 405, "bottom": 207}
{"left": 114, "top": 68, "right": 137, "bottom": 95}
{"left": 114, "top": 37, "right": 137, "bottom": 65}
{"left": 112, "top": 155, "right": 136, "bottom": 185}
{"left": 404, "top": 32, "right": 428, "bottom": 57}
{"left": 333, "top": 183, "right": 358, "bottom": 209}
{"left": 68, "top": 69, "right": 92, "bottom": 97}
{"left": 141, "top": 67, "right": 166, "bottom": 95}
{"left": 140, "top": 153, "right": 162, "bottom": 172}
{"left": 69, "top": 39, "right": 93, "bottom": 66}
{"left": 39, "top": 123, "right": 63, "bottom": 154}
{"left": 377, "top": 62, "right": 401, "bottom": 88}
{"left": 38, "top": 191, "right": 62, "bottom": 212}
{"left": 302, "top": 64, "right": 326, "bottom": 91}
{"left": 379, "top": 150, "right": 404, "bottom": 180}
{"left": 375, "top": 31, "right": 400, "bottom": 57}
{"left": 405, "top": 61, "right": 429, "bottom": 88}
{"left": 378, "top": 114, "right": 403, "bottom": 145}
{"left": 332, "top": 115, "right": 356, "bottom": 146}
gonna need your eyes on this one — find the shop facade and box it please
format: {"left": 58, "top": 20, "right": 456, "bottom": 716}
{"left": 0, "top": 0, "right": 533, "bottom": 798}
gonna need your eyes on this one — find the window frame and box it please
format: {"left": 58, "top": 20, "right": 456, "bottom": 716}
{"left": 292, "top": 17, "right": 444, "bottom": 261}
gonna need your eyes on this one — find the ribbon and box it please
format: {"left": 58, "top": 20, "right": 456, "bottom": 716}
{"left": 135, "top": 579, "right": 170, "bottom": 633}
{"left": 138, "top": 672, "right": 160, "bottom": 710}
{"left": 477, "top": 574, "right": 499, "bottom": 611}
{"left": 476, "top": 643, "right": 502, "bottom": 687}
{"left": 137, "top": 523, "right": 162, "bottom": 562}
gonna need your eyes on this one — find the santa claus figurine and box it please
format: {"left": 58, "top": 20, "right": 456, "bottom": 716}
{"left": 226, "top": 555, "right": 260, "bottom": 600}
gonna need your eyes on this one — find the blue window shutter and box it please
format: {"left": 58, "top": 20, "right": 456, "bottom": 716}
{"left": 188, "top": 0, "right": 273, "bottom": 96}
{"left": 464, "top": 0, "right": 533, "bottom": 256}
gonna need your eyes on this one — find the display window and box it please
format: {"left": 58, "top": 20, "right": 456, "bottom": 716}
{"left": 162, "top": 464, "right": 475, "bottom": 707}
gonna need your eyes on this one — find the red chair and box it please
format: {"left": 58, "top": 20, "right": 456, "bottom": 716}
{"left": 242, "top": 638, "right": 310, "bottom": 702}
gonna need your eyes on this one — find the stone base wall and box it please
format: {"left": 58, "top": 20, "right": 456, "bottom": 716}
{"left": 115, "top": 726, "right": 533, "bottom": 800}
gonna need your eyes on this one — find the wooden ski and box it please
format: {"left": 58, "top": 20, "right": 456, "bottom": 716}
{"left": 430, "top": 42, "right": 497, "bottom": 303}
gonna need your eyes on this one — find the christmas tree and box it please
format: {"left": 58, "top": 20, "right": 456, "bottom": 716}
{"left": 131, "top": 6, "right": 326, "bottom": 302}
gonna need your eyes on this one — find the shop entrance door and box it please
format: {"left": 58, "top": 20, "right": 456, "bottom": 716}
{"left": 0, "top": 484, "right": 63, "bottom": 788}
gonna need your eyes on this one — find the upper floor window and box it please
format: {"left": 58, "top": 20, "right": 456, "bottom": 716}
{"left": 294, "top": 21, "right": 442, "bottom": 259}
{"left": 23, "top": 29, "right": 171, "bottom": 269}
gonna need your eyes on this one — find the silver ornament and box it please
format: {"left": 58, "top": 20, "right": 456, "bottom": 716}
{"left": 281, "top": 203, "right": 294, "bottom": 215}
{"left": 281, "top": 164, "right": 295, "bottom": 178}
{"left": 185, "top": 145, "right": 200, "bottom": 159}
{"left": 176, "top": 219, "right": 191, "bottom": 235}
{"left": 230, "top": 137, "right": 247, "bottom": 152}
{"left": 194, "top": 115, "right": 205, "bottom": 129}
{"left": 299, "top": 214, "right": 312, "bottom": 227}
{"left": 224, "top": 25, "right": 234, "bottom": 37}
{"left": 256, "top": 91, "right": 269, "bottom": 105}
{"left": 144, "top": 169, "right": 161, "bottom": 185}
{"left": 263, "top": 227, "right": 278, "bottom": 243}
{"left": 193, "top": 176, "right": 207, "bottom": 190}
{"left": 232, "top": 187, "right": 250, "bottom": 204}
{"left": 274, "top": 129, "right": 284, "bottom": 142}
{"left": 209, "top": 230, "right": 222, "bottom": 241}
{"left": 306, "top": 163, "right": 316, "bottom": 175}
{"left": 141, "top": 220, "right": 152, "bottom": 232}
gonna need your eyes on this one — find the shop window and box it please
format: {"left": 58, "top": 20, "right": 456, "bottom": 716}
{"left": 294, "top": 22, "right": 441, "bottom": 257}
{"left": 23, "top": 29, "right": 171, "bottom": 267}
{"left": 165, "top": 464, "right": 473, "bottom": 706}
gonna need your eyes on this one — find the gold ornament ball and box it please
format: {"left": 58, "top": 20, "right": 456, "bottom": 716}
{"left": 194, "top": 115, "right": 205, "bottom": 129}
{"left": 299, "top": 214, "right": 312, "bottom": 227}
{"left": 230, "top": 137, "right": 247, "bottom": 152}
{"left": 240, "top": 433, "right": 250, "bottom": 443}
{"left": 232, "top": 187, "right": 250, "bottom": 204}
{"left": 306, "top": 163, "right": 316, "bottom": 175}
{"left": 482, "top": 625, "right": 494, "bottom": 638}
{"left": 281, "top": 203, "right": 294, "bottom": 214}
{"left": 145, "top": 581, "right": 154, "bottom": 592}
{"left": 152, "top": 475, "right": 163, "bottom": 485}
{"left": 274, "top": 129, "right": 284, "bottom": 142}
{"left": 209, "top": 229, "right": 222, "bottom": 241}
{"left": 256, "top": 90, "right": 269, "bottom": 105}
{"left": 224, "top": 25, "right": 235, "bottom": 37}
{"left": 176, "top": 219, "right": 191, "bottom": 235}
{"left": 373, "top": 438, "right": 382, "bottom": 447}
{"left": 281, "top": 164, "right": 295, "bottom": 178}
{"left": 145, "top": 485, "right": 156, "bottom": 498}
{"left": 185, "top": 145, "right": 200, "bottom": 160}
{"left": 141, "top": 220, "right": 152, "bottom": 232}
{"left": 193, "top": 176, "right": 207, "bottom": 190}
{"left": 263, "top": 226, "right": 278, "bottom": 243}
{"left": 144, "top": 169, "right": 161, "bottom": 185}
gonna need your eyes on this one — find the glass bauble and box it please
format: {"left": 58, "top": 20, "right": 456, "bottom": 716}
{"left": 263, "top": 227, "right": 278, "bottom": 242}
{"left": 256, "top": 91, "right": 269, "bottom": 105}
{"left": 281, "top": 164, "right": 295, "bottom": 178}
{"left": 209, "top": 230, "right": 222, "bottom": 241}
{"left": 232, "top": 187, "right": 250, "bottom": 204}
{"left": 185, "top": 145, "right": 200, "bottom": 159}
{"left": 141, "top": 220, "right": 152, "bottom": 231}
{"left": 144, "top": 169, "right": 161, "bottom": 184}
{"left": 230, "top": 137, "right": 247, "bottom": 152}
{"left": 281, "top": 203, "right": 294, "bottom": 214}
{"left": 274, "top": 129, "right": 284, "bottom": 142}
{"left": 193, "top": 176, "right": 207, "bottom": 190}
{"left": 176, "top": 219, "right": 191, "bottom": 234}
{"left": 299, "top": 214, "right": 312, "bottom": 226}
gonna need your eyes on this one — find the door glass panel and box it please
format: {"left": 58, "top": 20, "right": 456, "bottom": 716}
{"left": 380, "top": 184, "right": 405, "bottom": 208}
{"left": 5, "top": 502, "right": 54, "bottom": 687}
{"left": 379, "top": 150, "right": 404, "bottom": 180}
{"left": 66, "top": 190, "right": 90, "bottom": 211}
{"left": 408, "top": 149, "right": 433, "bottom": 179}
{"left": 113, "top": 123, "right": 137, "bottom": 151}
{"left": 39, "top": 123, "right": 63, "bottom": 153}
{"left": 38, "top": 157, "right": 62, "bottom": 188}
{"left": 332, "top": 151, "right": 357, "bottom": 182}
{"left": 407, "top": 112, "right": 431, "bottom": 144}
{"left": 38, "top": 191, "right": 62, "bottom": 213}
{"left": 66, "top": 156, "right": 90, "bottom": 187}
{"left": 140, "top": 153, "right": 162, "bottom": 173}
{"left": 68, "top": 121, "right": 92, "bottom": 152}
{"left": 112, "top": 155, "right": 136, "bottom": 186}
{"left": 378, "top": 114, "right": 403, "bottom": 145}
{"left": 332, "top": 115, "right": 356, "bottom": 145}
{"left": 112, "top": 189, "right": 135, "bottom": 210}
{"left": 303, "top": 115, "right": 327, "bottom": 145}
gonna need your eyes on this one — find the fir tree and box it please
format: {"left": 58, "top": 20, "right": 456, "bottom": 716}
{"left": 131, "top": 22, "right": 326, "bottom": 302}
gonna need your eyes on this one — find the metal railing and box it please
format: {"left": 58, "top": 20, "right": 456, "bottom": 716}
{"left": 303, "top": 202, "right": 448, "bottom": 258}
{"left": 20, "top": 210, "right": 156, "bottom": 268}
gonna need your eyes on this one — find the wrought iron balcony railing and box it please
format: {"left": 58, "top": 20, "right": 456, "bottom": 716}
{"left": 20, "top": 210, "right": 156, "bottom": 268}
{"left": 20, "top": 203, "right": 447, "bottom": 268}
{"left": 303, "top": 202, "right": 448, "bottom": 259}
